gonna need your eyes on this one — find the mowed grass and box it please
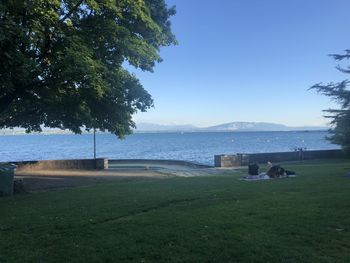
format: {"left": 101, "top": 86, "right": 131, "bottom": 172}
{"left": 1, "top": 160, "right": 350, "bottom": 262}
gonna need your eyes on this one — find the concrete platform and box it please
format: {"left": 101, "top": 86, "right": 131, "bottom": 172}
{"left": 14, "top": 159, "right": 238, "bottom": 192}
{"left": 108, "top": 159, "right": 236, "bottom": 177}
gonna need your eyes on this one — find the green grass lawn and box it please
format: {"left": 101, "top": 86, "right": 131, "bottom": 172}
{"left": 1, "top": 159, "right": 350, "bottom": 262}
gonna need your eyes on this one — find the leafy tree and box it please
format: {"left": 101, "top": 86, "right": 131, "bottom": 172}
{"left": 311, "top": 50, "right": 350, "bottom": 152}
{"left": 0, "top": 0, "right": 176, "bottom": 137}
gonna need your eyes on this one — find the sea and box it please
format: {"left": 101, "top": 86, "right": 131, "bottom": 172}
{"left": 0, "top": 131, "right": 339, "bottom": 165}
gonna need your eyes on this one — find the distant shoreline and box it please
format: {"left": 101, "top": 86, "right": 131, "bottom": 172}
{"left": 0, "top": 129, "right": 328, "bottom": 136}
{"left": 134, "top": 129, "right": 328, "bottom": 134}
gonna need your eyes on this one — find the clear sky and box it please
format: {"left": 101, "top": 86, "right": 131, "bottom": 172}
{"left": 131, "top": 0, "right": 350, "bottom": 127}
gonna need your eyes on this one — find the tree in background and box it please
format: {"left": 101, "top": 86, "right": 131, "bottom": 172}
{"left": 0, "top": 0, "right": 176, "bottom": 137}
{"left": 311, "top": 50, "right": 350, "bottom": 153}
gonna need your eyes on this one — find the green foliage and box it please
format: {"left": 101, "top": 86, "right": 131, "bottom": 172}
{"left": 0, "top": 0, "right": 176, "bottom": 137}
{"left": 311, "top": 50, "right": 350, "bottom": 153}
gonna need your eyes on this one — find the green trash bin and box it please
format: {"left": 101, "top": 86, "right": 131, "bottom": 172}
{"left": 0, "top": 163, "right": 16, "bottom": 196}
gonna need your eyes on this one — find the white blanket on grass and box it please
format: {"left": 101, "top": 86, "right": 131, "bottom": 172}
{"left": 242, "top": 173, "right": 296, "bottom": 181}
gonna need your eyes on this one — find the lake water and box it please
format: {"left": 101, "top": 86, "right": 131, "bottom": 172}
{"left": 0, "top": 131, "right": 339, "bottom": 165}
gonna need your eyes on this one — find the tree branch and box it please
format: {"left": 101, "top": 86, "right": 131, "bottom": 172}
{"left": 59, "top": 0, "right": 85, "bottom": 23}
{"left": 0, "top": 78, "right": 44, "bottom": 114}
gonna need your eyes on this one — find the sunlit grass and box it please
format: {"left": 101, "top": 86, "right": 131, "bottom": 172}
{"left": 1, "top": 159, "right": 350, "bottom": 262}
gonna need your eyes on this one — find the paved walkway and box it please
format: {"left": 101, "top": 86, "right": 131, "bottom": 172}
{"left": 108, "top": 161, "right": 237, "bottom": 177}
{"left": 14, "top": 160, "right": 239, "bottom": 192}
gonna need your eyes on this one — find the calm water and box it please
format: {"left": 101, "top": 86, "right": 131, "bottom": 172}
{"left": 0, "top": 131, "right": 339, "bottom": 165}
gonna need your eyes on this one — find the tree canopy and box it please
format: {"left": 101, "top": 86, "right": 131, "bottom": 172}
{"left": 0, "top": 0, "right": 176, "bottom": 137}
{"left": 311, "top": 50, "right": 350, "bottom": 153}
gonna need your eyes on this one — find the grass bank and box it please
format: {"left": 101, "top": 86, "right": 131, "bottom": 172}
{"left": 1, "top": 159, "right": 350, "bottom": 262}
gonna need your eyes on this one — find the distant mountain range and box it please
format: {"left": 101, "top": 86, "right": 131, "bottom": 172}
{"left": 0, "top": 122, "right": 327, "bottom": 135}
{"left": 204, "top": 122, "right": 327, "bottom": 132}
{"left": 135, "top": 122, "right": 327, "bottom": 132}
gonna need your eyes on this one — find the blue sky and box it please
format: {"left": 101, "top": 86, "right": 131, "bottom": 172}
{"left": 131, "top": 0, "right": 350, "bottom": 127}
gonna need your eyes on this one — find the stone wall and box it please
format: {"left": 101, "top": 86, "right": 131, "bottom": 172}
{"left": 15, "top": 158, "right": 108, "bottom": 171}
{"left": 109, "top": 159, "right": 213, "bottom": 168}
{"left": 214, "top": 149, "right": 346, "bottom": 167}
{"left": 214, "top": 155, "right": 241, "bottom": 167}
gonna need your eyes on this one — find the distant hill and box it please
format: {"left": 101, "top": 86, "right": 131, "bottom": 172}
{"left": 205, "top": 122, "right": 288, "bottom": 131}
{"left": 134, "top": 122, "right": 327, "bottom": 132}
{"left": 204, "top": 122, "right": 327, "bottom": 132}
{"left": 0, "top": 122, "right": 327, "bottom": 135}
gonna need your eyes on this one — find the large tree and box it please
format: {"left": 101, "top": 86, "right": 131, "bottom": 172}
{"left": 311, "top": 50, "right": 350, "bottom": 152}
{"left": 0, "top": 0, "right": 176, "bottom": 137}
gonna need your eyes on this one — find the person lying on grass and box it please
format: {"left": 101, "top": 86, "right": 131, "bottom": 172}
{"left": 246, "top": 163, "right": 296, "bottom": 180}
{"left": 266, "top": 165, "right": 296, "bottom": 178}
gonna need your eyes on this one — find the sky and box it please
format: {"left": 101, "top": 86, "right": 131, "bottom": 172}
{"left": 130, "top": 0, "right": 350, "bottom": 127}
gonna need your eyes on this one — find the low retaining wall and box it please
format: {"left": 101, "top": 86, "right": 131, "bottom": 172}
{"left": 15, "top": 158, "right": 108, "bottom": 171}
{"left": 215, "top": 149, "right": 346, "bottom": 167}
{"left": 109, "top": 159, "right": 213, "bottom": 168}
